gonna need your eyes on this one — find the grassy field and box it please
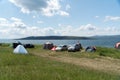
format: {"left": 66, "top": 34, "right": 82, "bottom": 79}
{"left": 0, "top": 44, "right": 120, "bottom": 80}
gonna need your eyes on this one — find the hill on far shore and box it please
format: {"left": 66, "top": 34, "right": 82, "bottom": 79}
{"left": 15, "top": 35, "right": 120, "bottom": 40}
{"left": 16, "top": 36, "right": 93, "bottom": 40}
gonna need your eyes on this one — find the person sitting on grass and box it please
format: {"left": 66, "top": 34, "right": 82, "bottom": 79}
{"left": 75, "top": 41, "right": 83, "bottom": 51}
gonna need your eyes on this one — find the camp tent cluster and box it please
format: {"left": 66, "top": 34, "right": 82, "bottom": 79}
{"left": 43, "top": 42, "right": 83, "bottom": 52}
{"left": 12, "top": 41, "right": 120, "bottom": 54}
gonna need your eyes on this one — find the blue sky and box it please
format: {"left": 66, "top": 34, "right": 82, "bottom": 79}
{"left": 0, "top": 0, "right": 120, "bottom": 39}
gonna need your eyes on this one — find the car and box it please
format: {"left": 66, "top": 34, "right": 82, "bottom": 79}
{"left": 68, "top": 46, "right": 76, "bottom": 52}
{"left": 68, "top": 43, "right": 82, "bottom": 52}
{"left": 55, "top": 45, "right": 68, "bottom": 51}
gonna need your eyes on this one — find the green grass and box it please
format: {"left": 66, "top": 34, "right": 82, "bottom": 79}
{"left": 0, "top": 44, "right": 119, "bottom": 80}
{"left": 96, "top": 47, "right": 120, "bottom": 58}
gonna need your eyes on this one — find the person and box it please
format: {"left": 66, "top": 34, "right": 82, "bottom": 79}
{"left": 85, "top": 46, "right": 96, "bottom": 52}
{"left": 75, "top": 41, "right": 83, "bottom": 51}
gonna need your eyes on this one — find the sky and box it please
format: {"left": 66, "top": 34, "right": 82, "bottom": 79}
{"left": 0, "top": 0, "right": 120, "bottom": 39}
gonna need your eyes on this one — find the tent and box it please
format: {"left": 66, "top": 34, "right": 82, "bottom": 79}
{"left": 43, "top": 42, "right": 54, "bottom": 50}
{"left": 115, "top": 42, "right": 120, "bottom": 49}
{"left": 85, "top": 46, "right": 96, "bottom": 52}
{"left": 13, "top": 45, "right": 28, "bottom": 54}
{"left": 51, "top": 46, "right": 56, "bottom": 51}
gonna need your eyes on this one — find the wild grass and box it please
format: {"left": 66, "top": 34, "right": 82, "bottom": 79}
{"left": 0, "top": 44, "right": 119, "bottom": 80}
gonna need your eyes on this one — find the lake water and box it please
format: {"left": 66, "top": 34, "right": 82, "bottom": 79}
{"left": 0, "top": 37, "right": 120, "bottom": 48}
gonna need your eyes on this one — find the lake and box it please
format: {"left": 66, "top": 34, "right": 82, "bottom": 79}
{"left": 0, "top": 37, "right": 120, "bottom": 48}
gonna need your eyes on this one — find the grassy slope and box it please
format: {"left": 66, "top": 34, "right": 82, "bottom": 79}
{"left": 0, "top": 44, "right": 119, "bottom": 80}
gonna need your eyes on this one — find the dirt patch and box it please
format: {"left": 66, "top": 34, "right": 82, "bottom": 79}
{"left": 34, "top": 52, "right": 120, "bottom": 74}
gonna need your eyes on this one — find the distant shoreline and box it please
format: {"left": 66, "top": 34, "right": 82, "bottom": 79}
{"left": 15, "top": 36, "right": 94, "bottom": 40}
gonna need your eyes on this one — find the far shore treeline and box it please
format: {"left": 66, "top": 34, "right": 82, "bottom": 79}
{"left": 15, "top": 36, "right": 94, "bottom": 40}
{"left": 15, "top": 35, "right": 120, "bottom": 40}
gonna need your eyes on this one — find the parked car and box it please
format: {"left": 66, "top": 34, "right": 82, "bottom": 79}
{"left": 68, "top": 43, "right": 82, "bottom": 52}
{"left": 68, "top": 46, "right": 76, "bottom": 52}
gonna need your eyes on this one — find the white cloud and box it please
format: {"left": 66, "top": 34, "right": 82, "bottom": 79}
{"left": 0, "top": 18, "right": 9, "bottom": 26}
{"left": 58, "top": 11, "right": 69, "bottom": 16}
{"left": 0, "top": 17, "right": 28, "bottom": 38}
{"left": 32, "top": 16, "right": 36, "bottom": 18}
{"left": 0, "top": 18, "right": 120, "bottom": 39}
{"left": 42, "top": 27, "right": 59, "bottom": 35}
{"left": 95, "top": 16, "right": 99, "bottom": 18}
{"left": 0, "top": 17, "right": 59, "bottom": 38}
{"left": 104, "top": 16, "right": 120, "bottom": 22}
{"left": 57, "top": 24, "right": 120, "bottom": 36}
{"left": 9, "top": 0, "right": 69, "bottom": 16}
{"left": 10, "top": 17, "right": 27, "bottom": 29}
{"left": 104, "top": 27, "right": 119, "bottom": 33}
{"left": 66, "top": 4, "right": 71, "bottom": 10}
{"left": 56, "top": 24, "right": 98, "bottom": 36}
{"left": 37, "top": 21, "right": 44, "bottom": 24}
{"left": 79, "top": 24, "right": 97, "bottom": 31}
{"left": 0, "top": 18, "right": 7, "bottom": 21}
{"left": 58, "top": 25, "right": 73, "bottom": 35}
{"left": 11, "top": 17, "right": 22, "bottom": 22}
{"left": 42, "top": 0, "right": 69, "bottom": 16}
{"left": 95, "top": 27, "right": 120, "bottom": 36}
{"left": 9, "top": 0, "right": 47, "bottom": 13}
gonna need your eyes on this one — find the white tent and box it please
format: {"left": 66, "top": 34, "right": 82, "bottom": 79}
{"left": 13, "top": 45, "right": 28, "bottom": 54}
